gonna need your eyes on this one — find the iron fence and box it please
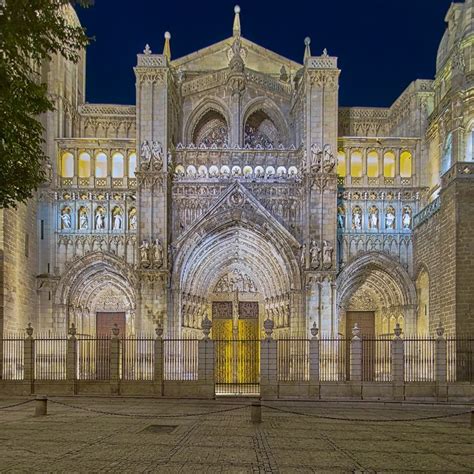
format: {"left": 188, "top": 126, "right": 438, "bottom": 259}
{"left": 404, "top": 337, "right": 435, "bottom": 382}
{"left": 164, "top": 338, "right": 198, "bottom": 381}
{"left": 1, "top": 338, "right": 24, "bottom": 380}
{"left": 122, "top": 337, "right": 155, "bottom": 381}
{"left": 362, "top": 338, "right": 392, "bottom": 382}
{"left": 77, "top": 336, "right": 111, "bottom": 380}
{"left": 34, "top": 337, "right": 67, "bottom": 380}
{"left": 277, "top": 338, "right": 309, "bottom": 382}
{"left": 319, "top": 337, "right": 348, "bottom": 381}
{"left": 447, "top": 337, "right": 474, "bottom": 383}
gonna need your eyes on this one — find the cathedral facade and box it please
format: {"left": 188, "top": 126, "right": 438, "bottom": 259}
{"left": 1, "top": 2, "right": 473, "bottom": 339}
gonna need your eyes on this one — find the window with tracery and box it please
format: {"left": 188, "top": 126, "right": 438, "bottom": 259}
{"left": 244, "top": 110, "right": 281, "bottom": 148}
{"left": 192, "top": 110, "right": 228, "bottom": 147}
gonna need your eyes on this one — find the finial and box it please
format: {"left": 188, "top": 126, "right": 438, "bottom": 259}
{"left": 233, "top": 5, "right": 241, "bottom": 37}
{"left": 143, "top": 44, "right": 152, "bottom": 55}
{"left": 163, "top": 31, "right": 171, "bottom": 61}
{"left": 304, "top": 37, "right": 311, "bottom": 62}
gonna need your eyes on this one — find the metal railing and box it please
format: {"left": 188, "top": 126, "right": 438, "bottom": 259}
{"left": 362, "top": 338, "right": 392, "bottom": 382}
{"left": 122, "top": 336, "right": 154, "bottom": 381}
{"left": 277, "top": 338, "right": 309, "bottom": 382}
{"left": 404, "top": 337, "right": 435, "bottom": 382}
{"left": 34, "top": 337, "right": 67, "bottom": 380}
{"left": 164, "top": 338, "right": 198, "bottom": 381}
{"left": 319, "top": 337, "right": 348, "bottom": 381}
{"left": 1, "top": 338, "right": 24, "bottom": 380}
{"left": 447, "top": 337, "right": 474, "bottom": 383}
{"left": 77, "top": 337, "right": 111, "bottom": 381}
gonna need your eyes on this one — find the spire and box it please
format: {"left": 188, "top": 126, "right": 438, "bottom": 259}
{"left": 163, "top": 31, "right": 171, "bottom": 61}
{"left": 304, "top": 37, "right": 311, "bottom": 62}
{"left": 233, "top": 5, "right": 241, "bottom": 37}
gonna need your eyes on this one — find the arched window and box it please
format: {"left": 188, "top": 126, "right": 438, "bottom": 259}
{"left": 367, "top": 151, "right": 379, "bottom": 178}
{"left": 112, "top": 153, "right": 124, "bottom": 178}
{"left": 192, "top": 110, "right": 228, "bottom": 147}
{"left": 95, "top": 152, "right": 107, "bottom": 178}
{"left": 416, "top": 270, "right": 430, "bottom": 335}
{"left": 441, "top": 133, "right": 452, "bottom": 175}
{"left": 466, "top": 128, "right": 474, "bottom": 162}
{"left": 61, "top": 152, "right": 74, "bottom": 177}
{"left": 350, "top": 151, "right": 362, "bottom": 178}
{"left": 244, "top": 110, "right": 281, "bottom": 148}
{"left": 383, "top": 151, "right": 395, "bottom": 178}
{"left": 337, "top": 150, "right": 346, "bottom": 177}
{"left": 78, "top": 152, "right": 91, "bottom": 178}
{"left": 400, "top": 151, "right": 412, "bottom": 178}
{"left": 128, "top": 153, "right": 137, "bottom": 178}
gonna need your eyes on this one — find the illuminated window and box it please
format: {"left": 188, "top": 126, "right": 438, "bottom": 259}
{"left": 350, "top": 150, "right": 362, "bottom": 178}
{"left": 61, "top": 152, "right": 74, "bottom": 177}
{"left": 400, "top": 151, "right": 412, "bottom": 178}
{"left": 337, "top": 150, "right": 346, "bottom": 177}
{"left": 367, "top": 151, "right": 379, "bottom": 178}
{"left": 112, "top": 153, "right": 124, "bottom": 178}
{"left": 78, "top": 152, "right": 91, "bottom": 178}
{"left": 383, "top": 151, "right": 395, "bottom": 178}
{"left": 441, "top": 133, "right": 452, "bottom": 175}
{"left": 467, "top": 129, "right": 474, "bottom": 162}
{"left": 128, "top": 153, "right": 137, "bottom": 178}
{"left": 95, "top": 152, "right": 107, "bottom": 178}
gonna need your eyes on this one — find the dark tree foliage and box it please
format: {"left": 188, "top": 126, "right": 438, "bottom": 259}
{"left": 0, "top": 0, "right": 92, "bottom": 208}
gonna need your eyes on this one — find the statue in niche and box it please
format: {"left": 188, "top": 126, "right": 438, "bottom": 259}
{"left": 322, "top": 144, "right": 336, "bottom": 172}
{"left": 310, "top": 143, "right": 322, "bottom": 171}
{"left": 309, "top": 240, "right": 321, "bottom": 269}
{"left": 385, "top": 207, "right": 396, "bottom": 229}
{"left": 322, "top": 240, "right": 333, "bottom": 269}
{"left": 95, "top": 207, "right": 105, "bottom": 230}
{"left": 352, "top": 207, "right": 362, "bottom": 230}
{"left": 151, "top": 141, "right": 163, "bottom": 170}
{"left": 129, "top": 208, "right": 137, "bottom": 230}
{"left": 60, "top": 207, "right": 71, "bottom": 229}
{"left": 112, "top": 208, "right": 123, "bottom": 230}
{"left": 337, "top": 206, "right": 345, "bottom": 229}
{"left": 300, "top": 243, "right": 307, "bottom": 268}
{"left": 152, "top": 239, "right": 163, "bottom": 268}
{"left": 402, "top": 207, "right": 412, "bottom": 229}
{"left": 139, "top": 240, "right": 151, "bottom": 267}
{"left": 369, "top": 206, "right": 379, "bottom": 230}
{"left": 79, "top": 207, "right": 88, "bottom": 230}
{"left": 140, "top": 140, "right": 152, "bottom": 168}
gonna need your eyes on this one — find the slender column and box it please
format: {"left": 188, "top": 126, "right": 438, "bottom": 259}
{"left": 391, "top": 323, "right": 404, "bottom": 401}
{"left": 153, "top": 324, "right": 164, "bottom": 396}
{"left": 66, "top": 324, "right": 78, "bottom": 393}
{"left": 350, "top": 324, "right": 362, "bottom": 382}
{"left": 23, "top": 324, "right": 35, "bottom": 395}
{"left": 260, "top": 319, "right": 277, "bottom": 400}
{"left": 110, "top": 324, "right": 121, "bottom": 395}
{"left": 435, "top": 323, "right": 447, "bottom": 401}
{"left": 309, "top": 323, "right": 320, "bottom": 398}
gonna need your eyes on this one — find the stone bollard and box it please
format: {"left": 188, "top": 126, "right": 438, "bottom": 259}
{"left": 34, "top": 395, "right": 47, "bottom": 417}
{"left": 251, "top": 400, "right": 262, "bottom": 423}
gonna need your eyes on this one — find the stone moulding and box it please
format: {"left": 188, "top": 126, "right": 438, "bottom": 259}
{"left": 413, "top": 197, "right": 441, "bottom": 228}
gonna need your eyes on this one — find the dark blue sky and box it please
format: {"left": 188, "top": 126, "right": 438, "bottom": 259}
{"left": 77, "top": 0, "right": 454, "bottom": 107}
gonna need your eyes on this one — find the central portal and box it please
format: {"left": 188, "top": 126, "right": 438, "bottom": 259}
{"left": 213, "top": 294, "right": 260, "bottom": 395}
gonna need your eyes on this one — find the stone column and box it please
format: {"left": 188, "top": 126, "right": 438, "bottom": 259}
{"left": 197, "top": 316, "right": 214, "bottom": 399}
{"left": 23, "top": 324, "right": 35, "bottom": 395}
{"left": 349, "top": 324, "right": 363, "bottom": 399}
{"left": 153, "top": 324, "right": 164, "bottom": 396}
{"left": 109, "top": 324, "right": 121, "bottom": 395}
{"left": 434, "top": 323, "right": 447, "bottom": 401}
{"left": 309, "top": 323, "right": 320, "bottom": 398}
{"left": 66, "top": 323, "right": 78, "bottom": 394}
{"left": 391, "top": 323, "right": 404, "bottom": 401}
{"left": 260, "top": 318, "right": 277, "bottom": 400}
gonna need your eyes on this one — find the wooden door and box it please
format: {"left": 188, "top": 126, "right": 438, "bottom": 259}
{"left": 346, "top": 311, "right": 375, "bottom": 381}
{"left": 96, "top": 312, "right": 126, "bottom": 336}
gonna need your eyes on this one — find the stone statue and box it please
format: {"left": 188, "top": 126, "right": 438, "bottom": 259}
{"left": 95, "top": 208, "right": 105, "bottom": 230}
{"left": 322, "top": 144, "right": 336, "bottom": 173}
{"left": 310, "top": 143, "right": 322, "bottom": 171}
{"left": 337, "top": 206, "right": 345, "bottom": 229}
{"left": 79, "top": 209, "right": 88, "bottom": 230}
{"left": 309, "top": 240, "right": 321, "bottom": 269}
{"left": 139, "top": 240, "right": 151, "bottom": 267}
{"left": 60, "top": 209, "right": 71, "bottom": 229}
{"left": 140, "top": 140, "right": 152, "bottom": 167}
{"left": 385, "top": 209, "right": 396, "bottom": 229}
{"left": 113, "top": 210, "right": 123, "bottom": 230}
{"left": 403, "top": 208, "right": 411, "bottom": 229}
{"left": 300, "top": 244, "right": 307, "bottom": 268}
{"left": 151, "top": 141, "right": 163, "bottom": 170}
{"left": 322, "top": 240, "right": 333, "bottom": 269}
{"left": 369, "top": 207, "right": 378, "bottom": 229}
{"left": 152, "top": 239, "right": 163, "bottom": 268}
{"left": 129, "top": 210, "right": 137, "bottom": 230}
{"left": 352, "top": 208, "right": 362, "bottom": 230}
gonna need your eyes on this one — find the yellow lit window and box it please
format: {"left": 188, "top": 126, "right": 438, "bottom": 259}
{"left": 351, "top": 151, "right": 362, "bottom": 177}
{"left": 383, "top": 151, "right": 395, "bottom": 178}
{"left": 367, "top": 151, "right": 379, "bottom": 178}
{"left": 78, "top": 152, "right": 91, "bottom": 178}
{"left": 400, "top": 151, "right": 412, "bottom": 178}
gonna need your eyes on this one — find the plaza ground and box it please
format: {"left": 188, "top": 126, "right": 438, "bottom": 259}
{"left": 0, "top": 397, "right": 472, "bottom": 472}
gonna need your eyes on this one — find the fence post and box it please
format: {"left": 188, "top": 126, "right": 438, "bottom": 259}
{"left": 109, "top": 324, "right": 121, "bottom": 395}
{"left": 153, "top": 324, "right": 164, "bottom": 396}
{"left": 309, "top": 322, "right": 320, "bottom": 398}
{"left": 391, "top": 323, "right": 404, "bottom": 401}
{"left": 198, "top": 315, "right": 214, "bottom": 398}
{"left": 435, "top": 322, "right": 447, "bottom": 401}
{"left": 349, "top": 324, "right": 362, "bottom": 398}
{"left": 66, "top": 323, "right": 78, "bottom": 394}
{"left": 261, "top": 318, "right": 277, "bottom": 400}
{"left": 23, "top": 323, "right": 34, "bottom": 395}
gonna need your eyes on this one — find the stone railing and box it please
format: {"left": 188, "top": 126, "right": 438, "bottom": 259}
{"left": 441, "top": 162, "right": 474, "bottom": 188}
{"left": 413, "top": 196, "right": 441, "bottom": 228}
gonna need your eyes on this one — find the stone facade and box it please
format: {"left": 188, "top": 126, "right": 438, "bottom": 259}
{"left": 1, "top": 3, "right": 473, "bottom": 338}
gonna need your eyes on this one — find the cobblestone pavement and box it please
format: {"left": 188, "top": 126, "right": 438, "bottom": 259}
{"left": 0, "top": 397, "right": 472, "bottom": 472}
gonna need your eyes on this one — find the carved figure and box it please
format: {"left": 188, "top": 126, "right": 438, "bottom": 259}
{"left": 129, "top": 209, "right": 137, "bottom": 230}
{"left": 322, "top": 144, "right": 336, "bottom": 172}
{"left": 79, "top": 208, "right": 88, "bottom": 230}
{"left": 322, "top": 240, "right": 333, "bottom": 269}
{"left": 139, "top": 240, "right": 151, "bottom": 267}
{"left": 309, "top": 240, "right": 321, "bottom": 269}
{"left": 300, "top": 244, "right": 307, "bottom": 268}
{"left": 310, "top": 143, "right": 322, "bottom": 171}
{"left": 151, "top": 141, "right": 163, "bottom": 169}
{"left": 385, "top": 208, "right": 396, "bottom": 229}
{"left": 60, "top": 209, "right": 71, "bottom": 229}
{"left": 337, "top": 206, "right": 345, "bottom": 229}
{"left": 152, "top": 239, "right": 163, "bottom": 268}
{"left": 369, "top": 207, "right": 378, "bottom": 229}
{"left": 403, "top": 208, "right": 411, "bottom": 229}
{"left": 113, "top": 209, "right": 123, "bottom": 230}
{"left": 95, "top": 208, "right": 105, "bottom": 230}
{"left": 140, "top": 140, "right": 152, "bottom": 167}
{"left": 352, "top": 207, "right": 362, "bottom": 230}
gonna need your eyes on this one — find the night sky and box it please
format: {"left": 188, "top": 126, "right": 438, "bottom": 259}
{"left": 76, "top": 0, "right": 454, "bottom": 108}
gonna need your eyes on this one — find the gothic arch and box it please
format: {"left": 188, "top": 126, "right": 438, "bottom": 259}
{"left": 54, "top": 252, "right": 138, "bottom": 333}
{"left": 184, "top": 98, "right": 231, "bottom": 145}
{"left": 242, "top": 97, "right": 290, "bottom": 147}
{"left": 336, "top": 252, "right": 417, "bottom": 333}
